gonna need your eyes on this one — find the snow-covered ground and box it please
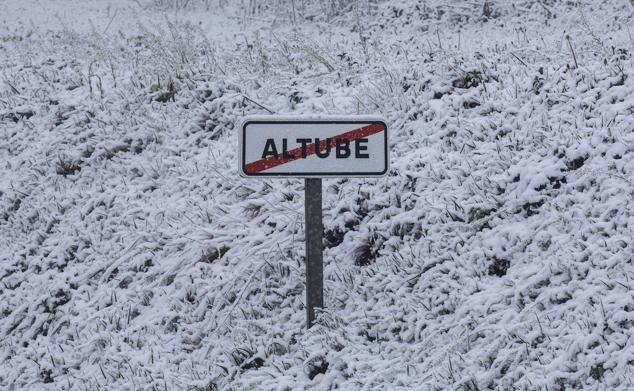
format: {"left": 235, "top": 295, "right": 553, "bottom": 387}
{"left": 1, "top": 0, "right": 634, "bottom": 389}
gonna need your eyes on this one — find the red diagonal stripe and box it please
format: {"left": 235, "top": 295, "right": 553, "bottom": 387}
{"left": 244, "top": 122, "right": 385, "bottom": 174}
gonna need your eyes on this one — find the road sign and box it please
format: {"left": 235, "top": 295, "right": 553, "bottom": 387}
{"left": 238, "top": 115, "right": 389, "bottom": 328}
{"left": 239, "top": 116, "right": 389, "bottom": 177}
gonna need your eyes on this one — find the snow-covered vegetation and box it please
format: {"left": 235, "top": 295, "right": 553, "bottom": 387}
{"left": 1, "top": 0, "right": 634, "bottom": 389}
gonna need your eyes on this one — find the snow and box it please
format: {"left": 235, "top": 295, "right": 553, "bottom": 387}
{"left": 1, "top": 0, "right": 634, "bottom": 390}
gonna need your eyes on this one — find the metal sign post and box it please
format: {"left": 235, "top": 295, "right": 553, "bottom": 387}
{"left": 238, "top": 116, "right": 388, "bottom": 328}
{"left": 304, "top": 178, "right": 323, "bottom": 328}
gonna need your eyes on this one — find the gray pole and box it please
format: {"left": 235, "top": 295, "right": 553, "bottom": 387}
{"left": 304, "top": 178, "right": 323, "bottom": 328}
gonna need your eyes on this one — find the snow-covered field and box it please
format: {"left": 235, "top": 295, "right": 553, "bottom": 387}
{"left": 1, "top": 0, "right": 634, "bottom": 389}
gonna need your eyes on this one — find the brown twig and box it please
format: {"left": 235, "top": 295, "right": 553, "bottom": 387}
{"left": 241, "top": 94, "right": 275, "bottom": 114}
{"left": 566, "top": 35, "right": 578, "bottom": 69}
{"left": 510, "top": 52, "right": 527, "bottom": 67}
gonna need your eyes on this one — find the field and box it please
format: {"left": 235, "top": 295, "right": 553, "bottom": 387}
{"left": 1, "top": 0, "right": 634, "bottom": 390}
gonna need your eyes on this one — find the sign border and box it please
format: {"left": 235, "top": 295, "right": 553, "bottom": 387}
{"left": 239, "top": 116, "right": 389, "bottom": 178}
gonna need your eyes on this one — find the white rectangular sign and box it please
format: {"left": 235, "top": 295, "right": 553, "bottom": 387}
{"left": 239, "top": 116, "right": 388, "bottom": 177}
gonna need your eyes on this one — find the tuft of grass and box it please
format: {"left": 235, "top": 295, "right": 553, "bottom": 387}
{"left": 198, "top": 246, "right": 229, "bottom": 264}
{"left": 304, "top": 355, "right": 328, "bottom": 380}
{"left": 229, "top": 347, "right": 254, "bottom": 367}
{"left": 488, "top": 257, "right": 510, "bottom": 277}
{"left": 353, "top": 233, "right": 381, "bottom": 266}
{"left": 55, "top": 158, "right": 81, "bottom": 177}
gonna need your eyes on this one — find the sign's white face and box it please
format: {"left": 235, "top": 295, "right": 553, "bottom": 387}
{"left": 239, "top": 117, "right": 389, "bottom": 177}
